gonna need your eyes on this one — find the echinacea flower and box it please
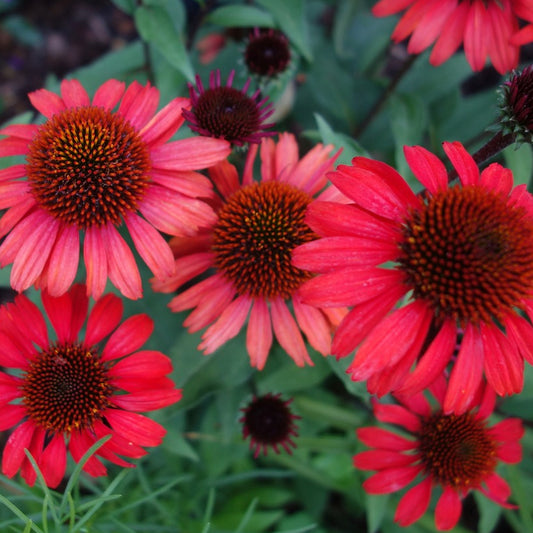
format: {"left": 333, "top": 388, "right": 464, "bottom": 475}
{"left": 0, "top": 79, "right": 231, "bottom": 300}
{"left": 151, "top": 133, "right": 347, "bottom": 369}
{"left": 354, "top": 377, "right": 523, "bottom": 530}
{"left": 244, "top": 28, "right": 292, "bottom": 77}
{"left": 182, "top": 69, "right": 275, "bottom": 145}
{"left": 293, "top": 141, "right": 533, "bottom": 413}
{"left": 0, "top": 284, "right": 181, "bottom": 488}
{"left": 240, "top": 393, "right": 300, "bottom": 457}
{"left": 372, "top": 0, "right": 533, "bottom": 74}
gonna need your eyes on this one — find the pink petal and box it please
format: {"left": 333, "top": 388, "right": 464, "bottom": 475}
{"left": 112, "top": 389, "right": 181, "bottom": 411}
{"left": 60, "top": 79, "right": 90, "bottom": 108}
{"left": 353, "top": 449, "right": 415, "bottom": 470}
{"left": 84, "top": 225, "right": 108, "bottom": 301}
{"left": 363, "top": 465, "right": 422, "bottom": 494}
{"left": 347, "top": 300, "right": 432, "bottom": 383}
{"left": 305, "top": 201, "right": 400, "bottom": 241}
{"left": 332, "top": 284, "right": 406, "bottom": 357}
{"left": 443, "top": 324, "right": 484, "bottom": 415}
{"left": 2, "top": 420, "right": 35, "bottom": 478}
{"left": 40, "top": 434, "right": 67, "bottom": 489}
{"left": 480, "top": 163, "right": 513, "bottom": 195}
{"left": 372, "top": 0, "right": 413, "bottom": 17}
{"left": 208, "top": 160, "right": 240, "bottom": 199}
{"left": 372, "top": 401, "right": 421, "bottom": 433}
{"left": 85, "top": 293, "right": 123, "bottom": 346}
{"left": 105, "top": 410, "right": 166, "bottom": 447}
{"left": 0, "top": 404, "right": 26, "bottom": 431}
{"left": 443, "top": 141, "right": 479, "bottom": 185}
{"left": 356, "top": 427, "right": 416, "bottom": 451}
{"left": 298, "top": 267, "right": 405, "bottom": 307}
{"left": 151, "top": 137, "right": 231, "bottom": 171}
{"left": 0, "top": 163, "right": 27, "bottom": 181}
{"left": 270, "top": 297, "right": 313, "bottom": 366}
{"left": 101, "top": 224, "right": 142, "bottom": 300}
{"left": 119, "top": 82, "right": 159, "bottom": 131}
{"left": 140, "top": 97, "right": 189, "bottom": 146}
{"left": 28, "top": 88, "right": 66, "bottom": 118}
{"left": 102, "top": 314, "right": 153, "bottom": 361}
{"left": 481, "top": 323, "right": 523, "bottom": 397}
{"left": 125, "top": 213, "right": 175, "bottom": 280}
{"left": 463, "top": 0, "right": 488, "bottom": 72}
{"left": 435, "top": 486, "right": 462, "bottom": 530}
{"left": 198, "top": 295, "right": 251, "bottom": 354}
{"left": 0, "top": 124, "right": 38, "bottom": 140}
{"left": 151, "top": 169, "right": 214, "bottom": 198}
{"left": 293, "top": 294, "right": 331, "bottom": 355}
{"left": 430, "top": 1, "right": 468, "bottom": 65}
{"left": 396, "top": 319, "right": 457, "bottom": 396}
{"left": 109, "top": 350, "right": 173, "bottom": 380}
{"left": 140, "top": 186, "right": 217, "bottom": 236}
{"left": 45, "top": 224, "right": 80, "bottom": 297}
{"left": 92, "top": 79, "right": 126, "bottom": 109}
{"left": 404, "top": 145, "right": 448, "bottom": 193}
{"left": 247, "top": 298, "right": 273, "bottom": 370}
{"left": 68, "top": 429, "right": 107, "bottom": 477}
{"left": 394, "top": 478, "right": 433, "bottom": 527}
{"left": 8, "top": 213, "right": 60, "bottom": 292}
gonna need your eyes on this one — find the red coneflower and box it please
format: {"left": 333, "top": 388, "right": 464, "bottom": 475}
{"left": 240, "top": 393, "right": 300, "bottom": 457}
{"left": 0, "top": 79, "right": 231, "bottom": 300}
{"left": 354, "top": 377, "right": 523, "bottom": 530}
{"left": 293, "top": 141, "right": 533, "bottom": 413}
{"left": 0, "top": 284, "right": 181, "bottom": 488}
{"left": 372, "top": 0, "right": 533, "bottom": 74}
{"left": 152, "top": 133, "right": 347, "bottom": 369}
{"left": 182, "top": 69, "right": 275, "bottom": 145}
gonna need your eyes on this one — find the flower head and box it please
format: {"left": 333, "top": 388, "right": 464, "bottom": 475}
{"left": 354, "top": 377, "right": 523, "bottom": 530}
{"left": 151, "top": 133, "right": 347, "bottom": 369}
{"left": 244, "top": 28, "right": 292, "bottom": 77}
{"left": 293, "top": 141, "right": 533, "bottom": 412}
{"left": 500, "top": 65, "right": 533, "bottom": 144}
{"left": 240, "top": 393, "right": 300, "bottom": 457}
{"left": 0, "top": 284, "right": 181, "bottom": 488}
{"left": 371, "top": 0, "right": 532, "bottom": 74}
{"left": 182, "top": 69, "right": 275, "bottom": 145}
{"left": 0, "top": 79, "right": 231, "bottom": 300}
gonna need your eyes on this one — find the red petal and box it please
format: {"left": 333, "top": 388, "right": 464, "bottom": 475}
{"left": 394, "top": 477, "right": 433, "bottom": 527}
{"left": 101, "top": 314, "right": 153, "bottom": 361}
{"left": 435, "top": 486, "right": 462, "bottom": 530}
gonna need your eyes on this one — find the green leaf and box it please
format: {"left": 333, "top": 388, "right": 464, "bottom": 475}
{"left": 256, "top": 0, "right": 313, "bottom": 62}
{"left": 134, "top": 5, "right": 194, "bottom": 82}
{"left": 503, "top": 142, "right": 533, "bottom": 187}
{"left": 110, "top": 0, "right": 136, "bottom": 14}
{"left": 314, "top": 113, "right": 369, "bottom": 166}
{"left": 389, "top": 93, "right": 428, "bottom": 181}
{"left": 206, "top": 5, "right": 275, "bottom": 28}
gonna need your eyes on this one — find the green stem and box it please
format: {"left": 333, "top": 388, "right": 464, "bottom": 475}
{"left": 354, "top": 52, "right": 418, "bottom": 138}
{"left": 293, "top": 395, "right": 366, "bottom": 430}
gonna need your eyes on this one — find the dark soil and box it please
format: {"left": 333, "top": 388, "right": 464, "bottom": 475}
{"left": 0, "top": 0, "right": 137, "bottom": 123}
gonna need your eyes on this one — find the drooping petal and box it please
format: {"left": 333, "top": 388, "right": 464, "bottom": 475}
{"left": 84, "top": 225, "right": 109, "bottom": 301}
{"left": 394, "top": 477, "right": 433, "bottom": 527}
{"left": 434, "top": 486, "right": 462, "bottom": 531}
{"left": 443, "top": 324, "right": 484, "bottom": 415}
{"left": 125, "top": 213, "right": 175, "bottom": 280}
{"left": 363, "top": 465, "right": 422, "bottom": 494}
{"left": 45, "top": 224, "right": 80, "bottom": 297}
{"left": 270, "top": 297, "right": 312, "bottom": 367}
{"left": 105, "top": 410, "right": 166, "bottom": 447}
{"left": 247, "top": 298, "right": 273, "bottom": 370}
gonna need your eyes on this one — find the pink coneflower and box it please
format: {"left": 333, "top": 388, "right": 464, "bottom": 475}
{"left": 240, "top": 393, "right": 300, "bottom": 457}
{"left": 354, "top": 377, "right": 523, "bottom": 530}
{"left": 151, "top": 133, "right": 347, "bottom": 369}
{"left": 0, "top": 284, "right": 181, "bottom": 488}
{"left": 182, "top": 69, "right": 275, "bottom": 145}
{"left": 0, "top": 79, "right": 231, "bottom": 300}
{"left": 293, "top": 141, "right": 533, "bottom": 413}
{"left": 372, "top": 0, "right": 533, "bottom": 74}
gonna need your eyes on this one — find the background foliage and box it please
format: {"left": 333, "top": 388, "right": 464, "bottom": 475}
{"left": 1, "top": 0, "right": 533, "bottom": 532}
